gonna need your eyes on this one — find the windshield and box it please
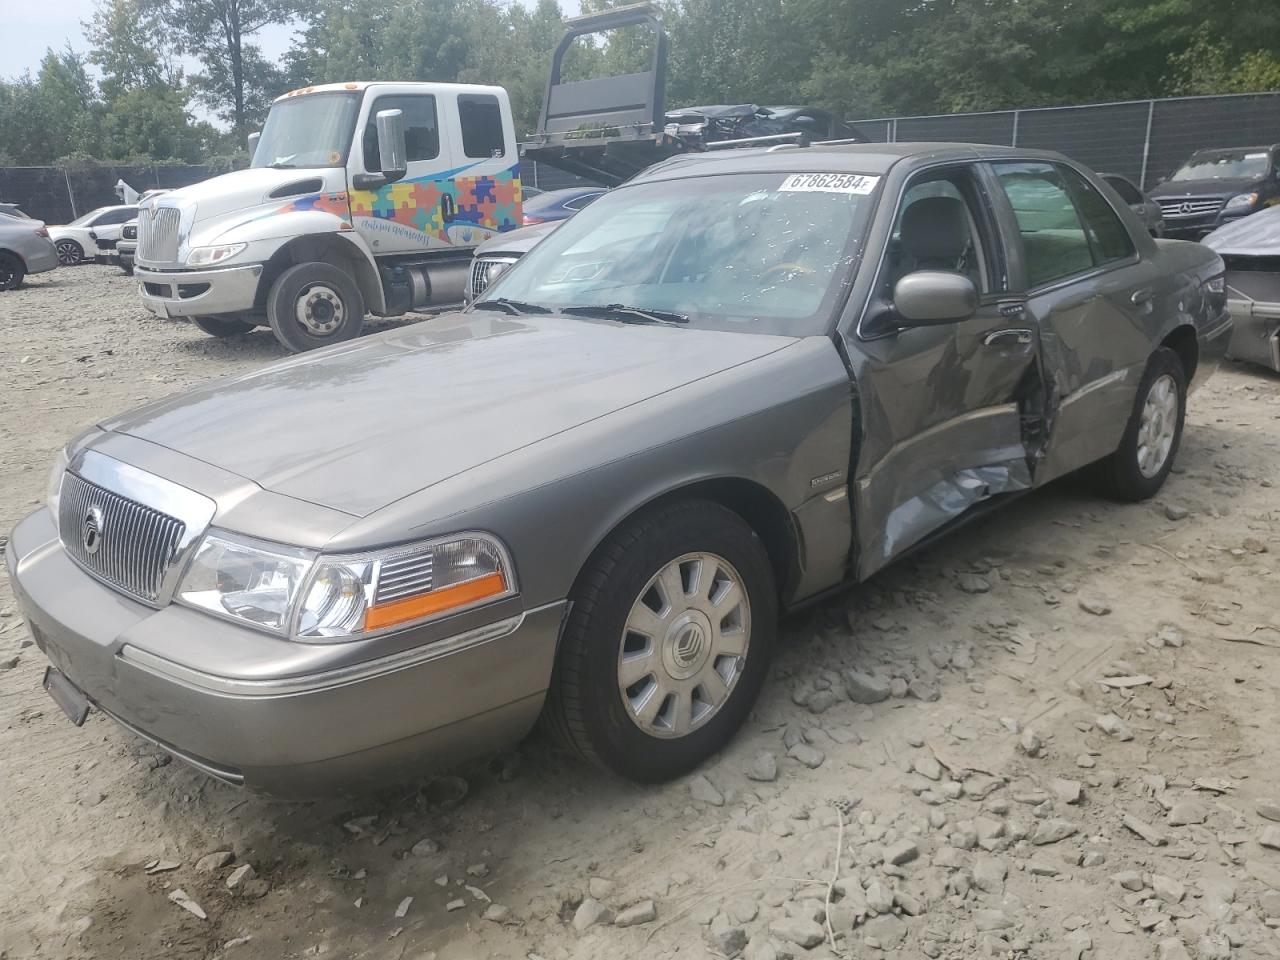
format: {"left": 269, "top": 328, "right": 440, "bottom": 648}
{"left": 252, "top": 92, "right": 362, "bottom": 169}
{"left": 474, "top": 172, "right": 877, "bottom": 336}
{"left": 1171, "top": 150, "right": 1271, "bottom": 182}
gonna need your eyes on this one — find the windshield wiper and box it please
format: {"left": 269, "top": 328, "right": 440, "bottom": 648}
{"left": 559, "top": 304, "right": 689, "bottom": 325}
{"left": 471, "top": 297, "right": 552, "bottom": 315}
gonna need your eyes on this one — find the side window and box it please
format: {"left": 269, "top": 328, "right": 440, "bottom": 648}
{"left": 1061, "top": 166, "right": 1136, "bottom": 264}
{"left": 458, "top": 94, "right": 506, "bottom": 159}
{"left": 364, "top": 95, "right": 439, "bottom": 171}
{"left": 992, "top": 162, "right": 1094, "bottom": 287}
{"left": 93, "top": 208, "right": 135, "bottom": 226}
{"left": 1105, "top": 176, "right": 1143, "bottom": 205}
{"left": 884, "top": 166, "right": 1001, "bottom": 297}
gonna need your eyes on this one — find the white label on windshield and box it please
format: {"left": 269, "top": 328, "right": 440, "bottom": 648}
{"left": 780, "top": 173, "right": 880, "bottom": 194}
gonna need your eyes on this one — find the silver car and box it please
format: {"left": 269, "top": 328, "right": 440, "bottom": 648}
{"left": 8, "top": 144, "right": 1230, "bottom": 796}
{"left": 0, "top": 213, "right": 59, "bottom": 291}
{"left": 1101, "top": 173, "right": 1165, "bottom": 237}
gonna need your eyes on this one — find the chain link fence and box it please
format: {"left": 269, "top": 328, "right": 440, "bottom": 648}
{"left": 848, "top": 91, "right": 1280, "bottom": 188}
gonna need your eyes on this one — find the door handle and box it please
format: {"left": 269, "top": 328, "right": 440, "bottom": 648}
{"left": 1131, "top": 287, "right": 1155, "bottom": 305}
{"left": 440, "top": 194, "right": 456, "bottom": 223}
{"left": 983, "top": 328, "right": 1034, "bottom": 347}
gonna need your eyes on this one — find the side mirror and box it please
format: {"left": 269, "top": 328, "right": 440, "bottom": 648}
{"left": 375, "top": 108, "right": 407, "bottom": 183}
{"left": 247, "top": 131, "right": 261, "bottom": 160}
{"left": 893, "top": 271, "right": 978, "bottom": 325}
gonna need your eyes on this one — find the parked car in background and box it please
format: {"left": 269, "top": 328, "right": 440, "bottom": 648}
{"left": 0, "top": 202, "right": 32, "bottom": 219}
{"left": 1150, "top": 145, "right": 1280, "bottom": 239}
{"left": 1204, "top": 204, "right": 1280, "bottom": 373}
{"left": 1101, "top": 173, "right": 1164, "bottom": 236}
{"left": 521, "top": 187, "right": 607, "bottom": 224}
{"left": 8, "top": 143, "right": 1230, "bottom": 796}
{"left": 0, "top": 212, "right": 59, "bottom": 290}
{"left": 465, "top": 221, "right": 559, "bottom": 302}
{"left": 48, "top": 205, "right": 139, "bottom": 266}
{"left": 115, "top": 220, "right": 138, "bottom": 276}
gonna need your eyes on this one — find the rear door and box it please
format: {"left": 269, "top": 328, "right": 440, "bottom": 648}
{"left": 848, "top": 162, "right": 1043, "bottom": 574}
{"left": 438, "top": 89, "right": 524, "bottom": 246}
{"left": 985, "top": 160, "right": 1160, "bottom": 484}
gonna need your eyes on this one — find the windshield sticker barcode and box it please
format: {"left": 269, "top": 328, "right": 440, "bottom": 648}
{"left": 780, "top": 174, "right": 880, "bottom": 194}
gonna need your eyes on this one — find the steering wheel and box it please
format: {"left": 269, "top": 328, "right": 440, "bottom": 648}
{"left": 761, "top": 262, "right": 815, "bottom": 281}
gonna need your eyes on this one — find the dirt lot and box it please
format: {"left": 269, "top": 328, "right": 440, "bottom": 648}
{"left": 1, "top": 264, "right": 1279, "bottom": 960}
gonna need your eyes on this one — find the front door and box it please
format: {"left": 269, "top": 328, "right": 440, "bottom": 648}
{"left": 847, "top": 163, "right": 1043, "bottom": 575}
{"left": 985, "top": 160, "right": 1160, "bottom": 484}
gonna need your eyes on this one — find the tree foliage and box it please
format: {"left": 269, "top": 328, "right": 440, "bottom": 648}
{"left": 1, "top": 0, "right": 1277, "bottom": 164}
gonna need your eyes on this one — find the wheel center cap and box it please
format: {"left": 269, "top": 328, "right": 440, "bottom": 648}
{"left": 663, "top": 610, "right": 712, "bottom": 680}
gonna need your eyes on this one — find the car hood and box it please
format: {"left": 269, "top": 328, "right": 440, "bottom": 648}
{"left": 1203, "top": 204, "right": 1280, "bottom": 255}
{"left": 1149, "top": 177, "right": 1263, "bottom": 199}
{"left": 474, "top": 220, "right": 559, "bottom": 257}
{"left": 101, "top": 313, "right": 794, "bottom": 518}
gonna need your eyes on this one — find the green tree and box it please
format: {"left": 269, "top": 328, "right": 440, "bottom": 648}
{"left": 85, "top": 0, "right": 181, "bottom": 100}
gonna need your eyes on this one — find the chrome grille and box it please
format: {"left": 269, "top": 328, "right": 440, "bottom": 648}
{"left": 58, "top": 472, "right": 185, "bottom": 604}
{"left": 376, "top": 551, "right": 434, "bottom": 604}
{"left": 468, "top": 256, "right": 518, "bottom": 301}
{"left": 1157, "top": 198, "right": 1224, "bottom": 220}
{"left": 138, "top": 206, "right": 181, "bottom": 262}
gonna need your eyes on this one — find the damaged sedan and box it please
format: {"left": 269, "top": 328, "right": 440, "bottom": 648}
{"left": 1204, "top": 204, "right": 1280, "bottom": 373}
{"left": 7, "top": 144, "right": 1230, "bottom": 796}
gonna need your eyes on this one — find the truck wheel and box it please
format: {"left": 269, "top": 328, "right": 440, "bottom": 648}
{"left": 0, "top": 253, "right": 25, "bottom": 291}
{"left": 55, "top": 240, "right": 83, "bottom": 266}
{"left": 1099, "top": 347, "right": 1186, "bottom": 502}
{"left": 192, "top": 314, "right": 257, "bottom": 337}
{"left": 543, "top": 499, "right": 776, "bottom": 782}
{"left": 267, "top": 261, "right": 365, "bottom": 352}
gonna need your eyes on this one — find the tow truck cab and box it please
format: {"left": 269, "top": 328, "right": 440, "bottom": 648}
{"left": 134, "top": 82, "right": 522, "bottom": 351}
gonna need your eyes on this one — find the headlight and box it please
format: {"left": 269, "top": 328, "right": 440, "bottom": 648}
{"left": 296, "top": 534, "right": 515, "bottom": 641}
{"left": 1223, "top": 192, "right": 1258, "bottom": 213}
{"left": 46, "top": 448, "right": 69, "bottom": 518}
{"left": 186, "top": 243, "right": 247, "bottom": 266}
{"left": 178, "top": 532, "right": 314, "bottom": 634}
{"left": 177, "top": 530, "right": 515, "bottom": 641}
{"left": 1204, "top": 275, "right": 1226, "bottom": 295}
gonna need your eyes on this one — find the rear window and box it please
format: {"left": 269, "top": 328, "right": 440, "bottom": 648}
{"left": 459, "top": 94, "right": 506, "bottom": 159}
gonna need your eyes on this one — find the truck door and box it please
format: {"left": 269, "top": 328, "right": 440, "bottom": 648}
{"left": 437, "top": 89, "right": 524, "bottom": 246}
{"left": 985, "top": 160, "right": 1160, "bottom": 485}
{"left": 347, "top": 86, "right": 462, "bottom": 256}
{"left": 847, "top": 162, "right": 1042, "bottom": 575}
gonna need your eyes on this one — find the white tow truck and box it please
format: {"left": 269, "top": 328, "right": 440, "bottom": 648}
{"left": 134, "top": 81, "right": 522, "bottom": 350}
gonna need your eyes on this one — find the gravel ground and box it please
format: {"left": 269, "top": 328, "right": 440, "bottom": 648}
{"left": 2, "top": 263, "right": 1279, "bottom": 960}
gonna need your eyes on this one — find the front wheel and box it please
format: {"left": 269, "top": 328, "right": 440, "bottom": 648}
{"left": 1099, "top": 346, "right": 1186, "bottom": 501}
{"left": 543, "top": 499, "right": 776, "bottom": 782}
{"left": 192, "top": 314, "right": 256, "bottom": 337}
{"left": 267, "top": 261, "right": 365, "bottom": 353}
{"left": 55, "top": 239, "right": 83, "bottom": 266}
{"left": 0, "top": 253, "right": 25, "bottom": 291}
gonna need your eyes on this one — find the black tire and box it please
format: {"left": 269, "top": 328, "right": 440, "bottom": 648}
{"left": 55, "top": 239, "right": 84, "bottom": 266}
{"left": 0, "top": 252, "right": 24, "bottom": 291}
{"left": 266, "top": 261, "right": 365, "bottom": 353}
{"left": 192, "top": 314, "right": 257, "bottom": 338}
{"left": 1099, "top": 346, "right": 1187, "bottom": 502}
{"left": 543, "top": 499, "right": 777, "bottom": 782}
{"left": 121, "top": 263, "right": 134, "bottom": 277}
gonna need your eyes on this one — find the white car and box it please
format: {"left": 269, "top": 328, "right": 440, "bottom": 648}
{"left": 48, "top": 205, "right": 139, "bottom": 266}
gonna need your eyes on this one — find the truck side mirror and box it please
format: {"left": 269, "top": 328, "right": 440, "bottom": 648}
{"left": 375, "top": 109, "right": 407, "bottom": 183}
{"left": 247, "top": 131, "right": 261, "bottom": 160}
{"left": 893, "top": 271, "right": 977, "bottom": 325}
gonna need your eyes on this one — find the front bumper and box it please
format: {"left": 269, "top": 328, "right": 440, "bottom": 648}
{"left": 1226, "top": 298, "right": 1280, "bottom": 372}
{"left": 1162, "top": 212, "right": 1252, "bottom": 240}
{"left": 5, "top": 508, "right": 562, "bottom": 796}
{"left": 135, "top": 262, "right": 263, "bottom": 319}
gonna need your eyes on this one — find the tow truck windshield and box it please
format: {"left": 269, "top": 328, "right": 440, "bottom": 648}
{"left": 252, "top": 92, "right": 362, "bottom": 169}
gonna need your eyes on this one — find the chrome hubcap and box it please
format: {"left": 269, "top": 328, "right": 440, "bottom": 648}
{"left": 618, "top": 552, "right": 751, "bottom": 739}
{"left": 1137, "top": 373, "right": 1177, "bottom": 478}
{"left": 296, "top": 284, "right": 345, "bottom": 336}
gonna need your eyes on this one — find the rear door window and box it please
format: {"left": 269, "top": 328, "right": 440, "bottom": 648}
{"left": 992, "top": 162, "right": 1095, "bottom": 287}
{"left": 458, "top": 94, "right": 506, "bottom": 159}
{"left": 1061, "top": 166, "right": 1136, "bottom": 264}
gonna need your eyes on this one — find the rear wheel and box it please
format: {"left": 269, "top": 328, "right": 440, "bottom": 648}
{"left": 267, "top": 261, "right": 365, "bottom": 353}
{"left": 1099, "top": 347, "right": 1186, "bottom": 501}
{"left": 55, "top": 239, "right": 83, "bottom": 266}
{"left": 543, "top": 499, "right": 776, "bottom": 782}
{"left": 192, "top": 314, "right": 256, "bottom": 337}
{"left": 0, "top": 253, "right": 25, "bottom": 291}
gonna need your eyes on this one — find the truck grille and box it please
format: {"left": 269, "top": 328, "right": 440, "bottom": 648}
{"left": 1157, "top": 198, "right": 1224, "bottom": 220}
{"left": 58, "top": 472, "right": 186, "bottom": 604}
{"left": 137, "top": 206, "right": 182, "bottom": 262}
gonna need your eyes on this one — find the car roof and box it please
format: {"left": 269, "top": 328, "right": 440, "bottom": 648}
{"left": 629, "top": 141, "right": 1075, "bottom": 185}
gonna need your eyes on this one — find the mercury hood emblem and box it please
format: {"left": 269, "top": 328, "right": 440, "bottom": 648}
{"left": 82, "top": 505, "right": 104, "bottom": 555}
